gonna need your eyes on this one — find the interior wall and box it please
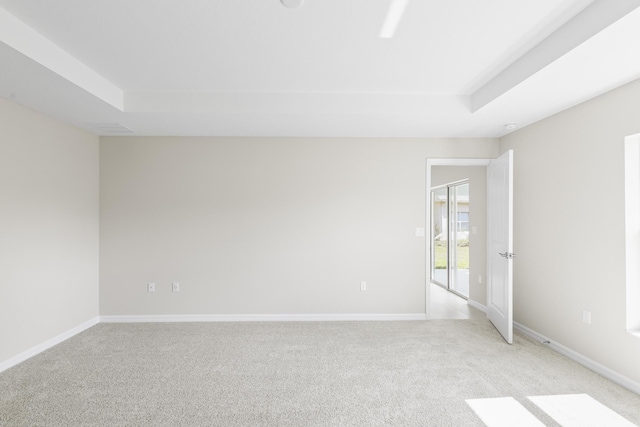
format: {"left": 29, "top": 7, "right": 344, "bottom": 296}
{"left": 0, "top": 98, "right": 99, "bottom": 366}
{"left": 100, "top": 137, "right": 498, "bottom": 316}
{"left": 431, "top": 166, "right": 487, "bottom": 306}
{"left": 500, "top": 77, "right": 640, "bottom": 385}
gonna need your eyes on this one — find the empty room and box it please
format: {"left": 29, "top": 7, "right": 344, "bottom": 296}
{"left": 2, "top": 0, "right": 640, "bottom": 425}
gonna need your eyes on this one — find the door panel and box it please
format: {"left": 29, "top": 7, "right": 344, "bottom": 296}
{"left": 487, "top": 150, "right": 514, "bottom": 344}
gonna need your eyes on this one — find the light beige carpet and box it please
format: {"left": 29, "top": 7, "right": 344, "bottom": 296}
{"left": 1, "top": 320, "right": 639, "bottom": 426}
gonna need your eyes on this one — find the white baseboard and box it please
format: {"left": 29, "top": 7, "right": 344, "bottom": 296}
{"left": 100, "top": 313, "right": 427, "bottom": 323}
{"left": 514, "top": 321, "right": 640, "bottom": 395}
{"left": 0, "top": 316, "right": 99, "bottom": 374}
{"left": 467, "top": 299, "right": 487, "bottom": 313}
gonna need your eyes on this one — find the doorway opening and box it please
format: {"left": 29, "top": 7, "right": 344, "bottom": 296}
{"left": 425, "top": 158, "right": 491, "bottom": 321}
{"left": 430, "top": 180, "right": 470, "bottom": 299}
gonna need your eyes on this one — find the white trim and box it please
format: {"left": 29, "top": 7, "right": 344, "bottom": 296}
{"left": 0, "top": 316, "right": 99, "bottom": 374}
{"left": 470, "top": 0, "right": 640, "bottom": 112}
{"left": 514, "top": 322, "right": 640, "bottom": 395}
{"left": 467, "top": 299, "right": 487, "bottom": 313}
{"left": 100, "top": 313, "right": 427, "bottom": 323}
{"left": 624, "top": 133, "right": 640, "bottom": 333}
{"left": 427, "top": 159, "right": 492, "bottom": 168}
{"left": 0, "top": 7, "right": 123, "bottom": 110}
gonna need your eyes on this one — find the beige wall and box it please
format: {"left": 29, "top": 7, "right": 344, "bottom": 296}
{"left": 4, "top": 72, "right": 640, "bottom": 388}
{"left": 100, "top": 137, "right": 498, "bottom": 316}
{"left": 431, "top": 166, "right": 487, "bottom": 306}
{"left": 5, "top": 69, "right": 640, "bottom": 389}
{"left": 0, "top": 98, "right": 99, "bottom": 366}
{"left": 501, "top": 77, "right": 640, "bottom": 384}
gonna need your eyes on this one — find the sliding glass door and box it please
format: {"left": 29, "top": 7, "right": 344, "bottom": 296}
{"left": 431, "top": 187, "right": 448, "bottom": 288}
{"left": 430, "top": 181, "right": 470, "bottom": 299}
{"left": 450, "top": 182, "right": 469, "bottom": 298}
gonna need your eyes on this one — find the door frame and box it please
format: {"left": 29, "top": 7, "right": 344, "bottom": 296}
{"left": 425, "top": 158, "right": 491, "bottom": 319}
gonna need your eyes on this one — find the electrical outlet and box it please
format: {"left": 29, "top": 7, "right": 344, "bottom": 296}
{"left": 582, "top": 310, "right": 591, "bottom": 324}
{"left": 148, "top": 283, "right": 155, "bottom": 293}
{"left": 360, "top": 281, "right": 367, "bottom": 291}
{"left": 172, "top": 282, "right": 180, "bottom": 292}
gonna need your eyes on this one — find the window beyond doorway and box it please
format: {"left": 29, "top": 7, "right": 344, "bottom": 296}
{"left": 457, "top": 212, "right": 470, "bottom": 232}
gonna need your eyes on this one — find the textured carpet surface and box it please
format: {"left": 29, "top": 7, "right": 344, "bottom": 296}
{"left": 1, "top": 320, "right": 639, "bottom": 426}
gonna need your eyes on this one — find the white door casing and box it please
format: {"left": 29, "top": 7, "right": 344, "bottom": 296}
{"left": 487, "top": 150, "right": 514, "bottom": 344}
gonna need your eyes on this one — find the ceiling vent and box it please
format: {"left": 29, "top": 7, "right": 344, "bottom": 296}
{"left": 88, "top": 122, "right": 134, "bottom": 134}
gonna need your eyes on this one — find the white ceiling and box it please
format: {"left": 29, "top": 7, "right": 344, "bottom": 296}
{"left": 1, "top": 0, "right": 639, "bottom": 137}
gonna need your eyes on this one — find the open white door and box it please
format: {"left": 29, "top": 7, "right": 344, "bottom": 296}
{"left": 487, "top": 150, "right": 514, "bottom": 343}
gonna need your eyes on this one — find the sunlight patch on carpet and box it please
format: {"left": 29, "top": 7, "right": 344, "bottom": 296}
{"left": 466, "top": 397, "right": 545, "bottom": 427}
{"left": 528, "top": 394, "right": 637, "bottom": 427}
